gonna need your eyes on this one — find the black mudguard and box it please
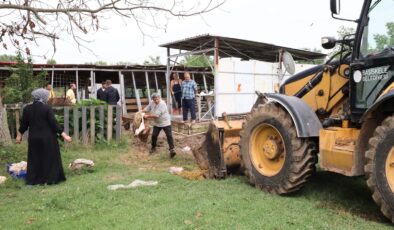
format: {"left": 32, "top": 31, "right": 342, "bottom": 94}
{"left": 262, "top": 93, "right": 322, "bottom": 137}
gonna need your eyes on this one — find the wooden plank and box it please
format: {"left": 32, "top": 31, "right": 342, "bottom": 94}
{"left": 107, "top": 105, "right": 113, "bottom": 142}
{"left": 116, "top": 105, "right": 121, "bottom": 142}
{"left": 82, "top": 106, "right": 88, "bottom": 145}
{"left": 90, "top": 106, "right": 95, "bottom": 145}
{"left": 14, "top": 110, "right": 20, "bottom": 133}
{"left": 64, "top": 107, "right": 70, "bottom": 135}
{"left": 99, "top": 106, "right": 104, "bottom": 139}
{"left": 126, "top": 105, "right": 139, "bottom": 110}
{"left": 125, "top": 98, "right": 150, "bottom": 104}
{"left": 73, "top": 107, "right": 79, "bottom": 143}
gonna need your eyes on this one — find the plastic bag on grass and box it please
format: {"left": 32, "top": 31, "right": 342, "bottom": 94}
{"left": 107, "top": 179, "right": 158, "bottom": 190}
{"left": 0, "top": 176, "right": 6, "bottom": 185}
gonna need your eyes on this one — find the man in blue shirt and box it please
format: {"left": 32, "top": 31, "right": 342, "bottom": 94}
{"left": 181, "top": 72, "right": 198, "bottom": 123}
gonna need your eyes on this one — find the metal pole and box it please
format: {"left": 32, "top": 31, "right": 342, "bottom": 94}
{"left": 76, "top": 70, "right": 80, "bottom": 102}
{"left": 203, "top": 74, "right": 208, "bottom": 93}
{"left": 119, "top": 71, "right": 127, "bottom": 114}
{"left": 145, "top": 71, "right": 151, "bottom": 100}
{"left": 166, "top": 48, "right": 171, "bottom": 114}
{"left": 214, "top": 38, "right": 219, "bottom": 117}
{"left": 154, "top": 72, "right": 159, "bottom": 93}
{"left": 51, "top": 69, "right": 54, "bottom": 86}
{"left": 90, "top": 70, "right": 94, "bottom": 98}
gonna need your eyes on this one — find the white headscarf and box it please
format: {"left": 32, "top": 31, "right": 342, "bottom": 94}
{"left": 31, "top": 88, "right": 50, "bottom": 104}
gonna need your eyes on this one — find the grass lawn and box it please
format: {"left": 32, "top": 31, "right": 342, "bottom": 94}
{"left": 0, "top": 137, "right": 392, "bottom": 230}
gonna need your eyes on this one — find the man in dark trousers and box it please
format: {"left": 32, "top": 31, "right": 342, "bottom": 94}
{"left": 96, "top": 81, "right": 107, "bottom": 101}
{"left": 181, "top": 72, "right": 198, "bottom": 123}
{"left": 105, "top": 80, "right": 120, "bottom": 105}
{"left": 143, "top": 93, "right": 176, "bottom": 158}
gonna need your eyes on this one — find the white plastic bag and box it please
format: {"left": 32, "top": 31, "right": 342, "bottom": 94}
{"left": 107, "top": 179, "right": 158, "bottom": 190}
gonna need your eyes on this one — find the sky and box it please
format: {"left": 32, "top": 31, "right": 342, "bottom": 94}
{"left": 3, "top": 0, "right": 364, "bottom": 64}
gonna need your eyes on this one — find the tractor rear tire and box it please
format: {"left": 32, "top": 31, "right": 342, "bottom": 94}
{"left": 240, "top": 103, "right": 316, "bottom": 194}
{"left": 365, "top": 115, "right": 394, "bottom": 223}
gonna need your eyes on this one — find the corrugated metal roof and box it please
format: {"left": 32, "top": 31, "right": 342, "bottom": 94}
{"left": 0, "top": 62, "right": 211, "bottom": 71}
{"left": 160, "top": 34, "right": 326, "bottom": 62}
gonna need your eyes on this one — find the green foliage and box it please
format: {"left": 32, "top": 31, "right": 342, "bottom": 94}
{"left": 2, "top": 53, "right": 47, "bottom": 104}
{"left": 84, "top": 61, "right": 108, "bottom": 65}
{"left": 297, "top": 48, "right": 325, "bottom": 64}
{"left": 0, "top": 144, "right": 27, "bottom": 165}
{"left": 143, "top": 56, "right": 162, "bottom": 65}
{"left": 373, "top": 22, "right": 394, "bottom": 51}
{"left": 46, "top": 59, "right": 57, "bottom": 65}
{"left": 181, "top": 55, "right": 213, "bottom": 67}
{"left": 77, "top": 98, "right": 107, "bottom": 106}
{"left": 115, "top": 61, "right": 138, "bottom": 65}
{"left": 0, "top": 54, "right": 18, "bottom": 62}
{"left": 0, "top": 141, "right": 391, "bottom": 229}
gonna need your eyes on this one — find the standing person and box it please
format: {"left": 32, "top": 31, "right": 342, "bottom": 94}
{"left": 105, "top": 80, "right": 120, "bottom": 105}
{"left": 170, "top": 73, "right": 182, "bottom": 115}
{"left": 46, "top": 83, "right": 56, "bottom": 100}
{"left": 15, "top": 88, "right": 72, "bottom": 185}
{"left": 143, "top": 93, "right": 176, "bottom": 158}
{"left": 96, "top": 81, "right": 107, "bottom": 101}
{"left": 66, "top": 83, "right": 77, "bottom": 104}
{"left": 181, "top": 72, "right": 198, "bottom": 123}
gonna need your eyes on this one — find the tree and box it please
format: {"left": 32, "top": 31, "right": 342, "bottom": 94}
{"left": 0, "top": 0, "right": 225, "bottom": 55}
{"left": 0, "top": 54, "right": 18, "bottom": 62}
{"left": 297, "top": 48, "right": 324, "bottom": 65}
{"left": 0, "top": 95, "right": 12, "bottom": 146}
{"left": 373, "top": 22, "right": 394, "bottom": 51}
{"left": 181, "top": 55, "right": 213, "bottom": 67}
{"left": 46, "top": 58, "right": 56, "bottom": 64}
{"left": 2, "top": 53, "right": 47, "bottom": 104}
{"left": 143, "top": 56, "right": 162, "bottom": 66}
{"left": 329, "top": 25, "right": 356, "bottom": 57}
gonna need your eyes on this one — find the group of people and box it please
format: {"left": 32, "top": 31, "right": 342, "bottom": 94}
{"left": 170, "top": 72, "right": 198, "bottom": 123}
{"left": 45, "top": 80, "right": 120, "bottom": 105}
{"left": 14, "top": 72, "right": 197, "bottom": 186}
{"left": 96, "top": 80, "right": 120, "bottom": 105}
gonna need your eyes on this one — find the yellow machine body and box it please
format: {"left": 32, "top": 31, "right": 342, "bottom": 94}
{"left": 319, "top": 126, "right": 362, "bottom": 176}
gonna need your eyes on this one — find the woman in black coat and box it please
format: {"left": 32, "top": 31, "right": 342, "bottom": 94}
{"left": 16, "top": 88, "right": 72, "bottom": 185}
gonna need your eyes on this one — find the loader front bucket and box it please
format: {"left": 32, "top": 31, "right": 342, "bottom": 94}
{"left": 192, "top": 118, "right": 245, "bottom": 179}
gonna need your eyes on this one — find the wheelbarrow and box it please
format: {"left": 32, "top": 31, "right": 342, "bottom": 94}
{"left": 122, "top": 114, "right": 134, "bottom": 130}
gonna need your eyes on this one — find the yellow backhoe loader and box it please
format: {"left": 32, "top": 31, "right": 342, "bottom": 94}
{"left": 193, "top": 0, "right": 394, "bottom": 222}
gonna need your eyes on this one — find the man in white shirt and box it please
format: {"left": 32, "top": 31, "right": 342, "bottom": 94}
{"left": 143, "top": 93, "right": 176, "bottom": 158}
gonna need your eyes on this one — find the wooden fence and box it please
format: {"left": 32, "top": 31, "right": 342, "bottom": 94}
{"left": 6, "top": 104, "right": 122, "bottom": 144}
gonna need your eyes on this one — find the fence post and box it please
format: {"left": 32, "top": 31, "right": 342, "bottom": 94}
{"left": 14, "top": 109, "right": 20, "bottom": 133}
{"left": 73, "top": 107, "right": 79, "bottom": 144}
{"left": 107, "top": 105, "right": 113, "bottom": 142}
{"left": 64, "top": 107, "right": 70, "bottom": 147}
{"left": 90, "top": 106, "right": 95, "bottom": 145}
{"left": 99, "top": 106, "right": 104, "bottom": 139}
{"left": 82, "top": 106, "right": 88, "bottom": 145}
{"left": 116, "top": 105, "right": 121, "bottom": 142}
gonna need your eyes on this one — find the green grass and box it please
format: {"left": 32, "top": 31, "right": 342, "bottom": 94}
{"left": 0, "top": 138, "right": 392, "bottom": 230}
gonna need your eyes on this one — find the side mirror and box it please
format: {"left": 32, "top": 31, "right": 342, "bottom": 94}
{"left": 321, "top": 37, "right": 337, "bottom": 49}
{"left": 330, "top": 0, "right": 340, "bottom": 15}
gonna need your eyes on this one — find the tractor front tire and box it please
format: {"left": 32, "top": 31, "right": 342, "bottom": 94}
{"left": 240, "top": 103, "right": 316, "bottom": 194}
{"left": 365, "top": 115, "right": 394, "bottom": 223}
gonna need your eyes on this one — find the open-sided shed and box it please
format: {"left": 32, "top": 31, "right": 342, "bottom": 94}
{"left": 161, "top": 34, "right": 326, "bottom": 118}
